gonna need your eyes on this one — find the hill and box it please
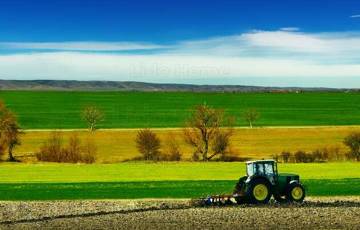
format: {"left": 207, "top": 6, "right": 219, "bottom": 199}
{"left": 0, "top": 79, "right": 355, "bottom": 92}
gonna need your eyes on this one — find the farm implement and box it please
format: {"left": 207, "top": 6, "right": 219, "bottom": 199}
{"left": 200, "top": 160, "right": 305, "bottom": 205}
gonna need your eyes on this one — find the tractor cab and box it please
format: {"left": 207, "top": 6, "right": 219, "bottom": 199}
{"left": 246, "top": 160, "right": 278, "bottom": 185}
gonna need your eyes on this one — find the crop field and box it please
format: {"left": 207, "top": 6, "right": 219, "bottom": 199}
{"left": 0, "top": 162, "right": 358, "bottom": 200}
{"left": 1, "top": 91, "right": 360, "bottom": 129}
{"left": 13, "top": 126, "right": 358, "bottom": 162}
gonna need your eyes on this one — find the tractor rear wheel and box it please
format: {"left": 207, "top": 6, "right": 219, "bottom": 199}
{"left": 246, "top": 178, "right": 272, "bottom": 204}
{"left": 233, "top": 176, "right": 247, "bottom": 204}
{"left": 286, "top": 182, "right": 305, "bottom": 203}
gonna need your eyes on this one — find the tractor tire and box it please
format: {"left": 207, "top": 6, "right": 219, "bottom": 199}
{"left": 233, "top": 176, "right": 247, "bottom": 204}
{"left": 286, "top": 182, "right": 305, "bottom": 203}
{"left": 233, "top": 176, "right": 247, "bottom": 194}
{"left": 235, "top": 196, "right": 247, "bottom": 204}
{"left": 246, "top": 178, "right": 272, "bottom": 204}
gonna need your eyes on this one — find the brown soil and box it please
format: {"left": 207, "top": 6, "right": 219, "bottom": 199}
{"left": 0, "top": 197, "right": 359, "bottom": 230}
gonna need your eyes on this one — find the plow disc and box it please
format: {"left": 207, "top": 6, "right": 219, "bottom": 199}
{"left": 197, "top": 194, "right": 242, "bottom": 206}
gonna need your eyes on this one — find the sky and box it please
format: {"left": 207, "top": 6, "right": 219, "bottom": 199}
{"left": 1, "top": 0, "right": 360, "bottom": 87}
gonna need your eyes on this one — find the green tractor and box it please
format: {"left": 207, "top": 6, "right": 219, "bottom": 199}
{"left": 233, "top": 160, "right": 305, "bottom": 204}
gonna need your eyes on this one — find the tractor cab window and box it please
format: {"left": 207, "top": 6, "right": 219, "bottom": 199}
{"left": 257, "top": 163, "right": 265, "bottom": 175}
{"left": 247, "top": 163, "right": 255, "bottom": 177}
{"left": 264, "top": 163, "right": 274, "bottom": 176}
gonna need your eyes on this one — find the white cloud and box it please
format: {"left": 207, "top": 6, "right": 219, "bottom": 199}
{"left": 0, "top": 52, "right": 359, "bottom": 82}
{"left": 171, "top": 30, "right": 360, "bottom": 57}
{"left": 1, "top": 29, "right": 360, "bottom": 87}
{"left": 350, "top": 15, "right": 360, "bottom": 18}
{"left": 0, "top": 41, "right": 166, "bottom": 51}
{"left": 280, "top": 27, "right": 299, "bottom": 32}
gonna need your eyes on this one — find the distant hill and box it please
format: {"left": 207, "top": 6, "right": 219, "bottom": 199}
{"left": 0, "top": 79, "right": 356, "bottom": 92}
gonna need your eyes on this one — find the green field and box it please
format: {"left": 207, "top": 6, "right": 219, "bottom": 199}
{"left": 1, "top": 91, "right": 360, "bottom": 129}
{"left": 0, "top": 162, "right": 358, "bottom": 200}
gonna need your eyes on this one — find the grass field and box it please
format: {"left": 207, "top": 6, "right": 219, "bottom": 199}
{"left": 14, "top": 126, "right": 358, "bottom": 162}
{"left": 0, "top": 162, "right": 358, "bottom": 200}
{"left": 1, "top": 91, "right": 360, "bottom": 129}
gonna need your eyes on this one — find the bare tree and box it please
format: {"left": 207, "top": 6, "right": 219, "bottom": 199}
{"left": 0, "top": 101, "right": 21, "bottom": 162}
{"left": 81, "top": 106, "right": 104, "bottom": 131}
{"left": 243, "top": 108, "right": 260, "bottom": 128}
{"left": 344, "top": 132, "right": 360, "bottom": 161}
{"left": 210, "top": 128, "right": 234, "bottom": 160}
{"left": 184, "top": 104, "right": 234, "bottom": 161}
{"left": 135, "top": 129, "right": 161, "bottom": 160}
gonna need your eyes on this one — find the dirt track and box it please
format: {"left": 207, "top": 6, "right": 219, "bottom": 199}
{"left": 0, "top": 197, "right": 359, "bottom": 230}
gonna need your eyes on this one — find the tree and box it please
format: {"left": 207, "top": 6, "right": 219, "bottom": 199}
{"left": 135, "top": 129, "right": 161, "bottom": 160}
{"left": 243, "top": 108, "right": 259, "bottom": 128}
{"left": 0, "top": 101, "right": 21, "bottom": 162}
{"left": 343, "top": 132, "right": 360, "bottom": 161}
{"left": 183, "top": 104, "right": 234, "bottom": 161}
{"left": 211, "top": 129, "right": 234, "bottom": 160}
{"left": 81, "top": 106, "right": 104, "bottom": 131}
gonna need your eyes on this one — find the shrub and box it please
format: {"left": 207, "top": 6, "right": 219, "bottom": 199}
{"left": 81, "top": 138, "right": 97, "bottom": 163}
{"left": 343, "top": 132, "right": 360, "bottom": 161}
{"left": 135, "top": 129, "right": 161, "bottom": 161}
{"left": 37, "top": 132, "right": 63, "bottom": 162}
{"left": 216, "top": 155, "right": 249, "bottom": 162}
{"left": 326, "top": 145, "right": 342, "bottom": 161}
{"left": 162, "top": 134, "right": 182, "bottom": 161}
{"left": 280, "top": 151, "right": 291, "bottom": 163}
{"left": 294, "top": 150, "right": 307, "bottom": 163}
{"left": 272, "top": 153, "right": 279, "bottom": 162}
{"left": 36, "top": 132, "right": 96, "bottom": 163}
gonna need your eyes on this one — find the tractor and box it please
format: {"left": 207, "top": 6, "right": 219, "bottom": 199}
{"left": 233, "top": 160, "right": 305, "bottom": 204}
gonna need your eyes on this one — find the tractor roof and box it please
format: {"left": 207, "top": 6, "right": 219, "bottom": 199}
{"left": 246, "top": 159, "right": 275, "bottom": 164}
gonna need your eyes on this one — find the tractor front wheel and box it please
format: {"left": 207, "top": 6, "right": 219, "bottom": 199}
{"left": 286, "top": 182, "right": 305, "bottom": 203}
{"left": 246, "top": 178, "right": 272, "bottom": 204}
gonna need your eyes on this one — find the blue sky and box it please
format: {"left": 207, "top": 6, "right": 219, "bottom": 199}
{"left": 1, "top": 0, "right": 360, "bottom": 87}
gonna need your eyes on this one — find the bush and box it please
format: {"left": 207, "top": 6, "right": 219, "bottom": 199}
{"left": 81, "top": 138, "right": 97, "bottom": 163}
{"left": 37, "top": 132, "right": 63, "bottom": 162}
{"left": 162, "top": 134, "right": 182, "bottom": 161}
{"left": 216, "top": 155, "right": 250, "bottom": 162}
{"left": 343, "top": 132, "right": 360, "bottom": 161}
{"left": 135, "top": 129, "right": 161, "bottom": 161}
{"left": 326, "top": 145, "right": 342, "bottom": 161}
{"left": 294, "top": 150, "right": 308, "bottom": 163}
{"left": 280, "top": 151, "right": 291, "bottom": 163}
{"left": 272, "top": 154, "right": 280, "bottom": 162}
{"left": 36, "top": 132, "right": 96, "bottom": 163}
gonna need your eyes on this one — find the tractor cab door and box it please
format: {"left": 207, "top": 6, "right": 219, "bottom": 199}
{"left": 255, "top": 162, "right": 276, "bottom": 185}
{"left": 264, "top": 163, "right": 276, "bottom": 185}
